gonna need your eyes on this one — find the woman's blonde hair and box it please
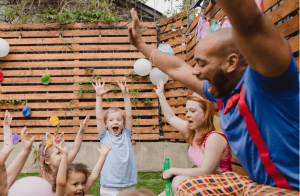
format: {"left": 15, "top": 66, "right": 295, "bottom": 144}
{"left": 37, "top": 140, "right": 53, "bottom": 183}
{"left": 184, "top": 95, "right": 216, "bottom": 147}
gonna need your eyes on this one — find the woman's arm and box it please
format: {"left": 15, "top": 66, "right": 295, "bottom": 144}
{"left": 117, "top": 81, "right": 132, "bottom": 130}
{"left": 6, "top": 127, "right": 35, "bottom": 188}
{"left": 54, "top": 141, "right": 68, "bottom": 196}
{"left": 0, "top": 146, "right": 14, "bottom": 196}
{"left": 163, "top": 133, "right": 228, "bottom": 179}
{"left": 92, "top": 80, "right": 110, "bottom": 136}
{"left": 68, "top": 115, "right": 90, "bottom": 163}
{"left": 85, "top": 144, "right": 111, "bottom": 193}
{"left": 3, "top": 110, "right": 13, "bottom": 150}
{"left": 154, "top": 80, "right": 188, "bottom": 133}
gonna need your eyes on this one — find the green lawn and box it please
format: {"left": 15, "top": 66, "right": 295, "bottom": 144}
{"left": 18, "top": 172, "right": 165, "bottom": 196}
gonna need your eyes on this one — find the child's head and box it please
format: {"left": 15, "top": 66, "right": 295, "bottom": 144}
{"left": 38, "top": 140, "right": 63, "bottom": 182}
{"left": 104, "top": 108, "right": 125, "bottom": 136}
{"left": 52, "top": 163, "right": 90, "bottom": 196}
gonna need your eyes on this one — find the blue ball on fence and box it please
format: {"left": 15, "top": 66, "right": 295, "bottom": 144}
{"left": 22, "top": 106, "right": 31, "bottom": 117}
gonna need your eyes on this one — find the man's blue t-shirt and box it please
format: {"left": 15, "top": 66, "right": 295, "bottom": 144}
{"left": 99, "top": 128, "right": 138, "bottom": 188}
{"left": 203, "top": 54, "right": 299, "bottom": 190}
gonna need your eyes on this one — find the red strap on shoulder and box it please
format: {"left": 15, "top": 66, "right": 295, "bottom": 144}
{"left": 218, "top": 99, "right": 223, "bottom": 111}
{"left": 203, "top": 131, "right": 230, "bottom": 153}
{"left": 238, "top": 84, "right": 295, "bottom": 190}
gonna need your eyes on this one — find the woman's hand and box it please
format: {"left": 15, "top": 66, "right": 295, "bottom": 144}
{"left": 162, "top": 168, "right": 174, "bottom": 180}
{"left": 4, "top": 110, "right": 12, "bottom": 127}
{"left": 92, "top": 79, "right": 110, "bottom": 97}
{"left": 79, "top": 115, "right": 90, "bottom": 134}
{"left": 117, "top": 80, "right": 129, "bottom": 95}
{"left": 96, "top": 144, "right": 112, "bottom": 157}
{"left": 128, "top": 8, "right": 143, "bottom": 48}
{"left": 154, "top": 79, "right": 164, "bottom": 96}
{"left": 21, "top": 127, "right": 35, "bottom": 153}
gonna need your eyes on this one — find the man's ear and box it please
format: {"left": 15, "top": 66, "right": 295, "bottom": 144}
{"left": 226, "top": 53, "right": 239, "bottom": 73}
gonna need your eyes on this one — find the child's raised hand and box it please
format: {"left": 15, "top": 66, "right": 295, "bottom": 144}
{"left": 4, "top": 110, "right": 12, "bottom": 127}
{"left": 21, "top": 127, "right": 35, "bottom": 152}
{"left": 154, "top": 79, "right": 165, "bottom": 96}
{"left": 117, "top": 80, "right": 129, "bottom": 94}
{"left": 53, "top": 141, "right": 68, "bottom": 155}
{"left": 92, "top": 79, "right": 110, "bottom": 97}
{"left": 79, "top": 115, "right": 90, "bottom": 133}
{"left": 96, "top": 144, "right": 111, "bottom": 157}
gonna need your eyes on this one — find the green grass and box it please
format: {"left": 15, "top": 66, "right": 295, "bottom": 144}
{"left": 18, "top": 172, "right": 165, "bottom": 196}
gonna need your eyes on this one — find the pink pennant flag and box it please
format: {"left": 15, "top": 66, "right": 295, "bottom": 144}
{"left": 200, "top": 20, "right": 210, "bottom": 40}
{"left": 222, "top": 19, "right": 231, "bottom": 28}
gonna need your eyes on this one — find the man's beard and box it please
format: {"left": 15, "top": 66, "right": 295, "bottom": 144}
{"left": 212, "top": 66, "right": 229, "bottom": 98}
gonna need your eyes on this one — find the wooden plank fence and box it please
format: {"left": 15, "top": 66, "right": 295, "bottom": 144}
{"left": 0, "top": 22, "right": 160, "bottom": 141}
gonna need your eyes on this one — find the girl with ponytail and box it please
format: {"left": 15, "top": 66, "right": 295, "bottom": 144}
{"left": 154, "top": 80, "right": 232, "bottom": 196}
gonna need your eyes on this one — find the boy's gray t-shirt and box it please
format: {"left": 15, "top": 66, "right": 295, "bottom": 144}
{"left": 99, "top": 127, "right": 138, "bottom": 187}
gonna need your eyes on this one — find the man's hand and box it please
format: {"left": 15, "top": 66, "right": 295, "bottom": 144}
{"left": 117, "top": 80, "right": 129, "bottom": 95}
{"left": 92, "top": 79, "right": 110, "bottom": 97}
{"left": 129, "top": 8, "right": 143, "bottom": 48}
{"left": 79, "top": 115, "right": 90, "bottom": 134}
{"left": 21, "top": 127, "right": 35, "bottom": 152}
{"left": 4, "top": 110, "right": 12, "bottom": 127}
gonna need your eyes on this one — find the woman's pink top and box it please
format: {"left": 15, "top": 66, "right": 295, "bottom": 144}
{"left": 188, "top": 131, "right": 232, "bottom": 173}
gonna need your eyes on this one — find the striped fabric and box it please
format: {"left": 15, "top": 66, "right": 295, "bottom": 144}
{"left": 178, "top": 172, "right": 299, "bottom": 196}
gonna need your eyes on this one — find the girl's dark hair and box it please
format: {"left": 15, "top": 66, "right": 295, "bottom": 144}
{"left": 52, "top": 163, "right": 90, "bottom": 193}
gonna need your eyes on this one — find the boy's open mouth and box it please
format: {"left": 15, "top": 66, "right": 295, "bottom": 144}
{"left": 112, "top": 126, "right": 119, "bottom": 133}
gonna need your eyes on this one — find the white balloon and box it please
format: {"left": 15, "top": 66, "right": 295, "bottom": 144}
{"left": 134, "top": 58, "right": 152, "bottom": 76}
{"left": 0, "top": 38, "right": 10, "bottom": 57}
{"left": 149, "top": 68, "right": 169, "bottom": 85}
{"left": 8, "top": 176, "right": 53, "bottom": 196}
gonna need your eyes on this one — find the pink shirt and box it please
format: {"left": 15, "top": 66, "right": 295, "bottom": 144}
{"left": 188, "top": 131, "right": 232, "bottom": 173}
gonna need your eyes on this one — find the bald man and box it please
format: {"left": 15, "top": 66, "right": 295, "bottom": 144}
{"left": 128, "top": 0, "right": 299, "bottom": 194}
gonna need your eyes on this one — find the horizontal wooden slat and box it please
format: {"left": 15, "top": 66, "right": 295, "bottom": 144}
{"left": 277, "top": 14, "right": 299, "bottom": 37}
{"left": 163, "top": 37, "right": 186, "bottom": 47}
{"left": 0, "top": 127, "right": 159, "bottom": 134}
{"left": 206, "top": 3, "right": 221, "bottom": 19}
{"left": 0, "top": 22, "right": 157, "bottom": 30}
{"left": 160, "top": 28, "right": 187, "bottom": 41}
{"left": 163, "top": 132, "right": 182, "bottom": 139}
{"left": 1, "top": 53, "right": 145, "bottom": 61}
{"left": 186, "top": 14, "right": 201, "bottom": 36}
{"left": 160, "top": 11, "right": 187, "bottom": 26}
{"left": 0, "top": 119, "right": 158, "bottom": 126}
{"left": 172, "top": 45, "right": 186, "bottom": 54}
{"left": 187, "top": 38, "right": 196, "bottom": 53}
{"left": 0, "top": 133, "right": 160, "bottom": 141}
{"left": 295, "top": 57, "right": 299, "bottom": 71}
{"left": 0, "top": 109, "right": 158, "bottom": 118}
{"left": 185, "top": 31, "right": 195, "bottom": 46}
{"left": 163, "top": 125, "right": 179, "bottom": 132}
{"left": 288, "top": 35, "right": 299, "bottom": 53}
{"left": 160, "top": 19, "right": 187, "bottom": 33}
{"left": 0, "top": 76, "right": 151, "bottom": 84}
{"left": 8, "top": 44, "right": 157, "bottom": 53}
{"left": 0, "top": 29, "right": 156, "bottom": 38}
{"left": 266, "top": 0, "right": 299, "bottom": 24}
{"left": 0, "top": 84, "right": 156, "bottom": 92}
{"left": 0, "top": 92, "right": 159, "bottom": 100}
{"left": 4, "top": 36, "right": 156, "bottom": 45}
{"left": 0, "top": 100, "right": 158, "bottom": 109}
{"left": 162, "top": 115, "right": 185, "bottom": 123}
{"left": 188, "top": 58, "right": 196, "bottom": 67}
{"left": 204, "top": 2, "right": 215, "bottom": 15}
{"left": 187, "top": 47, "right": 195, "bottom": 61}
{"left": 262, "top": 0, "right": 281, "bottom": 12}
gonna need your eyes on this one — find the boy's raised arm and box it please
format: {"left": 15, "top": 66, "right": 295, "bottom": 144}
{"left": 68, "top": 115, "right": 90, "bottom": 164}
{"left": 117, "top": 81, "right": 132, "bottom": 131}
{"left": 92, "top": 80, "right": 110, "bottom": 136}
{"left": 85, "top": 144, "right": 111, "bottom": 193}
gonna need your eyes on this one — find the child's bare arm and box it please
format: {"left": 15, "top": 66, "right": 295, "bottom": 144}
{"left": 0, "top": 146, "right": 14, "bottom": 196}
{"left": 85, "top": 144, "right": 111, "bottom": 193}
{"left": 6, "top": 127, "right": 35, "bottom": 188}
{"left": 117, "top": 81, "right": 132, "bottom": 130}
{"left": 154, "top": 80, "right": 188, "bottom": 133}
{"left": 68, "top": 115, "right": 90, "bottom": 164}
{"left": 54, "top": 141, "right": 68, "bottom": 196}
{"left": 3, "top": 110, "right": 13, "bottom": 149}
{"left": 92, "top": 80, "right": 110, "bottom": 136}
